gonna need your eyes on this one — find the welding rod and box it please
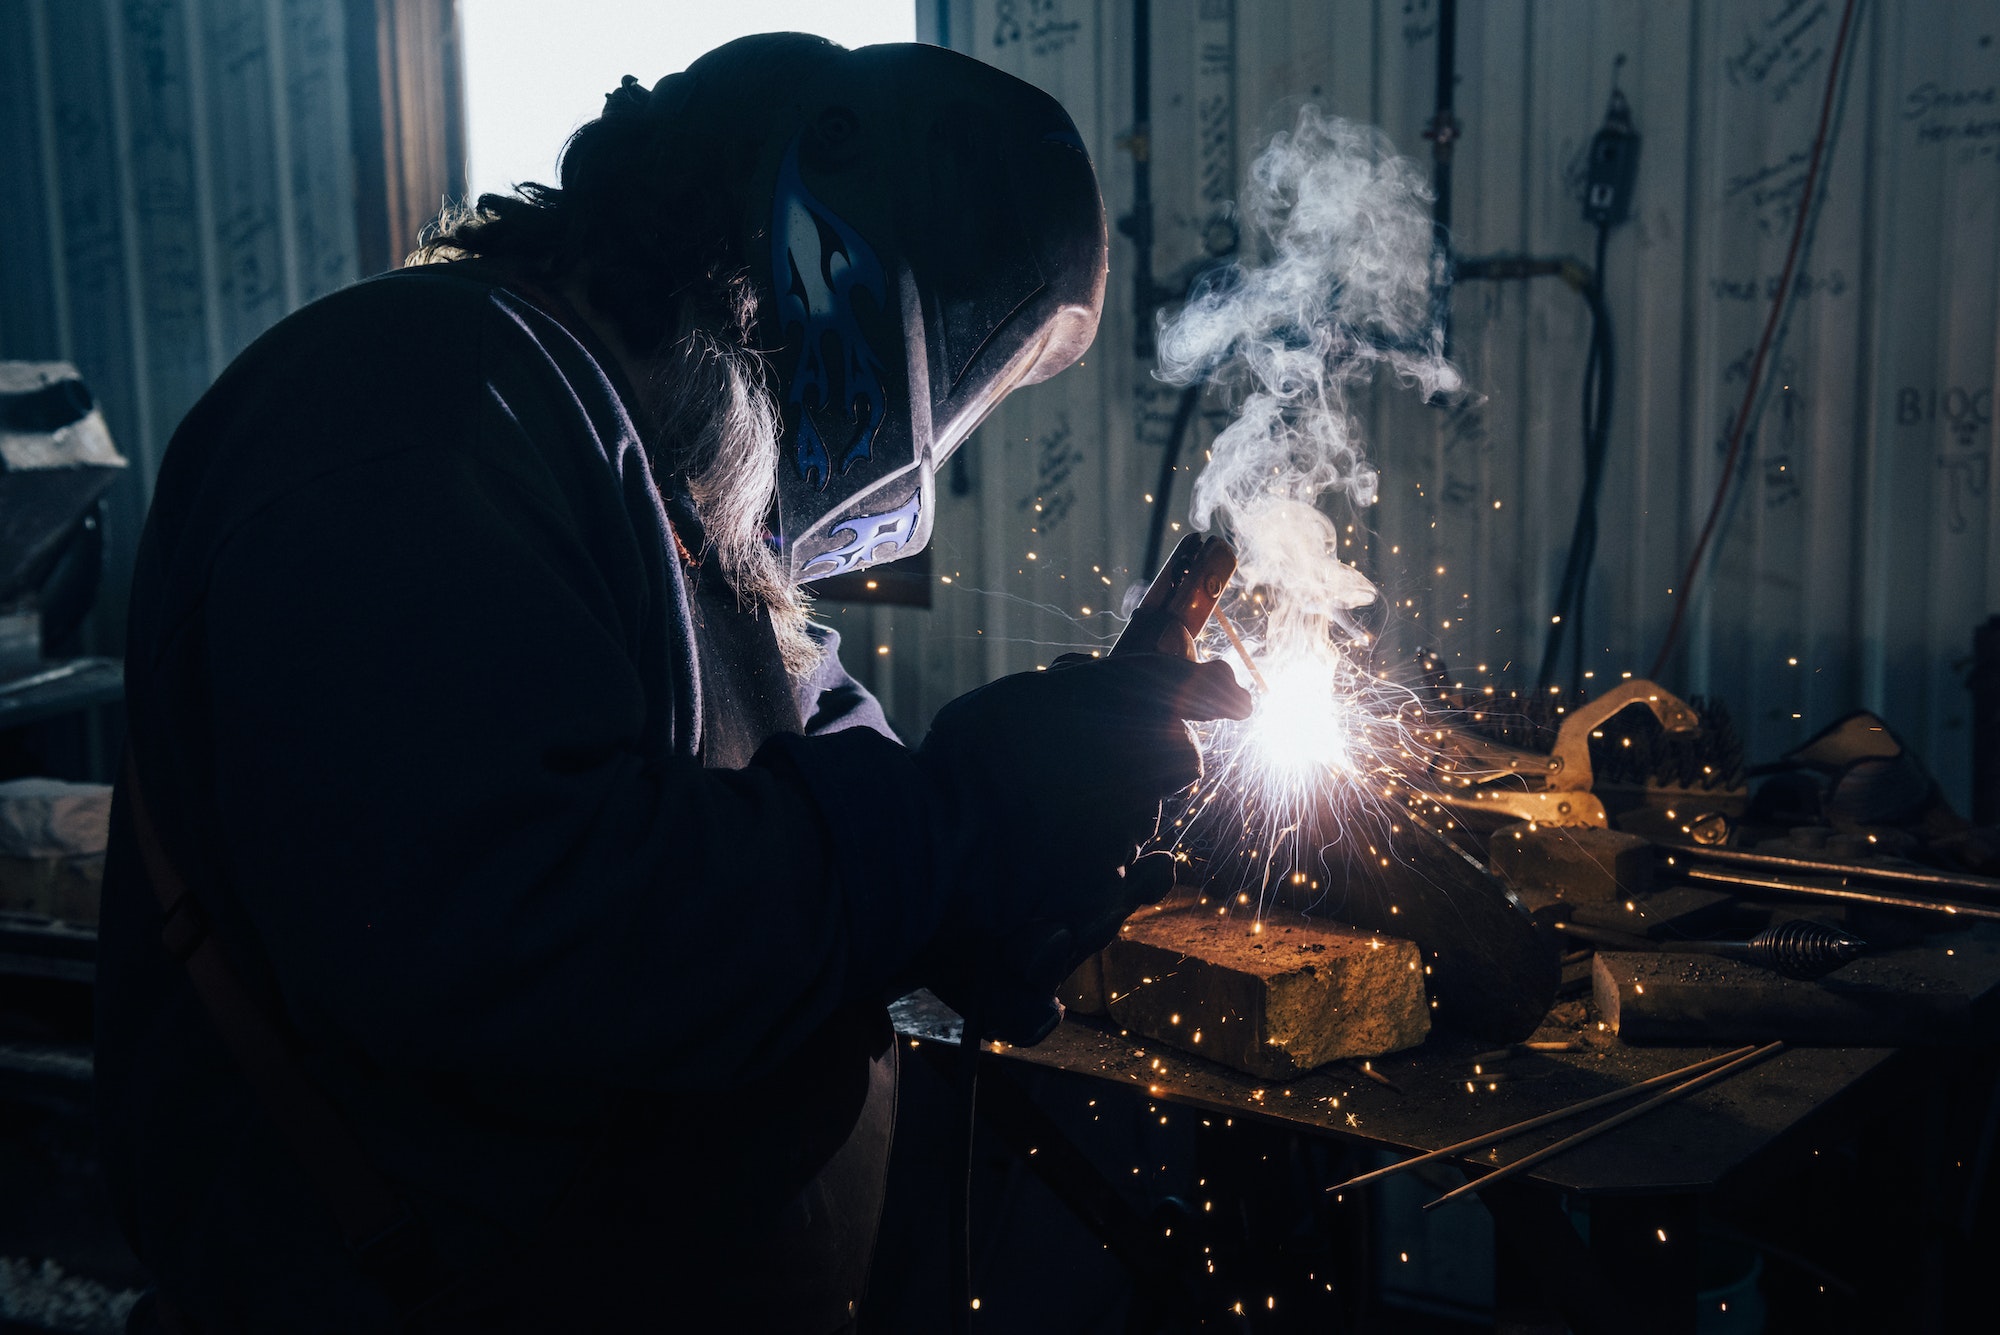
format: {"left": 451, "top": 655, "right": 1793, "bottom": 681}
{"left": 1351, "top": 1060, "right": 1403, "bottom": 1094}
{"left": 1327, "top": 1044, "right": 1758, "bottom": 1193}
{"left": 1674, "top": 844, "right": 2000, "bottom": 902}
{"left": 1216, "top": 612, "right": 1270, "bottom": 692}
{"left": 1420, "top": 1041, "right": 1786, "bottom": 1210}
{"left": 1680, "top": 866, "right": 2000, "bottom": 923}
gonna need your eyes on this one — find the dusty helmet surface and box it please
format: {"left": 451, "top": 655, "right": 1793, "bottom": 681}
{"left": 716, "top": 38, "right": 1106, "bottom": 579}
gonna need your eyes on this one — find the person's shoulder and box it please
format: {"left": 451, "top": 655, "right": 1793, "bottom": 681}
{"left": 245, "top": 261, "right": 527, "bottom": 369}
{"left": 316, "top": 259, "right": 541, "bottom": 324}
{"left": 187, "top": 262, "right": 585, "bottom": 444}
{"left": 151, "top": 266, "right": 539, "bottom": 532}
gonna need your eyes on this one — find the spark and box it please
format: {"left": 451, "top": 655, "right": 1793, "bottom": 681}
{"left": 1143, "top": 106, "right": 1466, "bottom": 919}
{"left": 1160, "top": 601, "right": 1431, "bottom": 916}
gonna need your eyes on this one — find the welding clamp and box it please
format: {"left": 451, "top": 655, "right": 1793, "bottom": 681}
{"left": 1426, "top": 679, "right": 1701, "bottom": 828}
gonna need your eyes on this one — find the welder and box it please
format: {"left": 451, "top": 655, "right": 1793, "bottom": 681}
{"left": 93, "top": 32, "right": 1249, "bottom": 1334}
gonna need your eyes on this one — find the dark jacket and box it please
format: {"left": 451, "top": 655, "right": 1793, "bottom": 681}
{"left": 94, "top": 263, "right": 944, "bottom": 1331}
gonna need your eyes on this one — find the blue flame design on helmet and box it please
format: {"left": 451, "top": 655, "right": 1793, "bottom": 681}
{"left": 770, "top": 136, "right": 889, "bottom": 491}
{"left": 799, "top": 490, "right": 924, "bottom": 580}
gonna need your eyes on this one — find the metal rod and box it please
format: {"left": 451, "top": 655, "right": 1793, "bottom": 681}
{"left": 1421, "top": 1042, "right": 1787, "bottom": 1210}
{"left": 1673, "top": 843, "right": 2000, "bottom": 902}
{"left": 1328, "top": 1045, "right": 1758, "bottom": 1194}
{"left": 1216, "top": 612, "right": 1269, "bottom": 693}
{"left": 0, "top": 659, "right": 91, "bottom": 699}
{"left": 1680, "top": 866, "right": 2000, "bottom": 923}
{"left": 1351, "top": 1060, "right": 1403, "bottom": 1094}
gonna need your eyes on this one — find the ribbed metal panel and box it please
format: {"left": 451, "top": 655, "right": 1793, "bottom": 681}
{"left": 0, "top": 0, "right": 360, "bottom": 651}
{"left": 822, "top": 0, "right": 1998, "bottom": 807}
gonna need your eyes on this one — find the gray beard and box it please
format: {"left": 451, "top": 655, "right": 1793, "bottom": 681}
{"left": 634, "top": 326, "right": 820, "bottom": 675}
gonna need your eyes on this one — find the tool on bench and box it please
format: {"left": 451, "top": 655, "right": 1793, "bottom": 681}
{"left": 1559, "top": 917, "right": 1869, "bottom": 980}
{"left": 1687, "top": 919, "right": 1869, "bottom": 979}
{"left": 1428, "top": 679, "right": 1701, "bottom": 828}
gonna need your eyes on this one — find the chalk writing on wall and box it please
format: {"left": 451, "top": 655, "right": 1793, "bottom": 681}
{"left": 1724, "top": 0, "right": 1832, "bottom": 106}
{"left": 992, "top": 0, "right": 1080, "bottom": 59}
{"left": 1903, "top": 79, "right": 2000, "bottom": 165}
{"left": 1709, "top": 269, "right": 1847, "bottom": 302}
{"left": 1018, "top": 413, "right": 1084, "bottom": 536}
{"left": 1440, "top": 396, "right": 1488, "bottom": 508}
{"left": 1724, "top": 150, "right": 1811, "bottom": 235}
{"left": 1761, "top": 381, "right": 1803, "bottom": 509}
{"left": 1400, "top": 0, "right": 1436, "bottom": 49}
{"left": 1898, "top": 383, "right": 1992, "bottom": 533}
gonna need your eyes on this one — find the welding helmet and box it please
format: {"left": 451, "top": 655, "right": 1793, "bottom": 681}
{"left": 660, "top": 36, "right": 1106, "bottom": 580}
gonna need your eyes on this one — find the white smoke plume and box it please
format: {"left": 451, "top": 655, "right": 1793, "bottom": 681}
{"left": 1150, "top": 108, "right": 1470, "bottom": 897}
{"left": 1158, "top": 108, "right": 1462, "bottom": 649}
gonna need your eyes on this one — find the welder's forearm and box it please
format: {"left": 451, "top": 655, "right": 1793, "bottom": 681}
{"left": 442, "top": 753, "right": 914, "bottom": 1087}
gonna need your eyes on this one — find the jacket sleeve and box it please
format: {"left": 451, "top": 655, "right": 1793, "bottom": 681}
{"left": 195, "top": 438, "right": 947, "bottom": 1092}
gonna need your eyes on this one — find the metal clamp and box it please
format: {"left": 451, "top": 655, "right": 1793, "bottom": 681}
{"left": 1428, "top": 679, "right": 1700, "bottom": 828}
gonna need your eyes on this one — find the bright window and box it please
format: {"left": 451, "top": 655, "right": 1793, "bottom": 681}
{"left": 460, "top": 1, "right": 919, "bottom": 202}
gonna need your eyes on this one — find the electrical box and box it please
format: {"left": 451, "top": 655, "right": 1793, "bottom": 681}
{"left": 1582, "top": 89, "right": 1639, "bottom": 227}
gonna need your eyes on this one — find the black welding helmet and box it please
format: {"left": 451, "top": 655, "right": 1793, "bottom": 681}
{"left": 670, "top": 36, "right": 1106, "bottom": 580}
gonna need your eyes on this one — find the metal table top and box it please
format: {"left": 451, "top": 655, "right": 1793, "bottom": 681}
{"left": 890, "top": 990, "right": 1898, "bottom": 1199}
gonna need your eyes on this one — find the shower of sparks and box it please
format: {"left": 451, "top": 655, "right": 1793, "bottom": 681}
{"left": 1145, "top": 108, "right": 1471, "bottom": 907}
{"left": 1164, "top": 606, "right": 1431, "bottom": 914}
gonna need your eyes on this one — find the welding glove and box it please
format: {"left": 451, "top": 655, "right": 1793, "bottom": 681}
{"left": 913, "top": 652, "right": 1252, "bottom": 1043}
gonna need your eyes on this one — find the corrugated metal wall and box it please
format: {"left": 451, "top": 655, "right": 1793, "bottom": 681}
{"left": 4, "top": 0, "right": 1989, "bottom": 801}
{"left": 824, "top": 0, "right": 2000, "bottom": 806}
{"left": 0, "top": 0, "right": 361, "bottom": 652}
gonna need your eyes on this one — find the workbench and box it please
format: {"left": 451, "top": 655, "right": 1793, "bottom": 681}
{"left": 890, "top": 989, "right": 1904, "bottom": 1333}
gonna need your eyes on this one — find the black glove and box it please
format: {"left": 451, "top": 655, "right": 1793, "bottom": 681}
{"left": 914, "top": 652, "right": 1252, "bottom": 1042}
{"left": 964, "top": 850, "right": 1181, "bottom": 1044}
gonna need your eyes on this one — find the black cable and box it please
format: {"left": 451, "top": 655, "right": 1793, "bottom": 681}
{"left": 1141, "top": 384, "right": 1203, "bottom": 579}
{"left": 1125, "top": 0, "right": 1157, "bottom": 359}
{"left": 1536, "top": 221, "right": 1614, "bottom": 695}
{"left": 1569, "top": 223, "right": 1615, "bottom": 690}
{"left": 1429, "top": 0, "right": 1459, "bottom": 356}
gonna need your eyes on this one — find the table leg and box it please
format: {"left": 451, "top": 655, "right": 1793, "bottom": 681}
{"left": 1483, "top": 1182, "right": 1648, "bottom": 1335}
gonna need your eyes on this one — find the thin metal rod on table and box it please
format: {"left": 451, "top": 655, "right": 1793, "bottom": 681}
{"left": 1674, "top": 843, "right": 2000, "bottom": 902}
{"left": 1681, "top": 866, "right": 2000, "bottom": 922}
{"left": 1329, "top": 1046, "right": 1757, "bottom": 1194}
{"left": 1423, "top": 1042, "right": 1787, "bottom": 1210}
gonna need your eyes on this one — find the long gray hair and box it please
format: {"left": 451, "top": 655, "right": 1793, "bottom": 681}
{"left": 640, "top": 298, "right": 818, "bottom": 671}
